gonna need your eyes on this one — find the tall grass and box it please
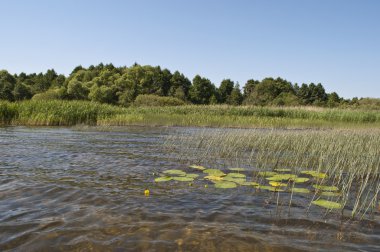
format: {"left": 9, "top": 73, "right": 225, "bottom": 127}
{"left": 0, "top": 100, "right": 123, "bottom": 126}
{"left": 165, "top": 128, "right": 380, "bottom": 219}
{"left": 1, "top": 100, "right": 380, "bottom": 128}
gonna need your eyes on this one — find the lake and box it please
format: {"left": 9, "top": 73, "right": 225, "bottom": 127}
{"left": 0, "top": 126, "right": 379, "bottom": 251}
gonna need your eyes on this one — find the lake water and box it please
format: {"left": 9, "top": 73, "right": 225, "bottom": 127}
{"left": 0, "top": 126, "right": 379, "bottom": 251}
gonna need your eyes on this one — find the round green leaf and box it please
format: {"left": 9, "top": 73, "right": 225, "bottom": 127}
{"left": 223, "top": 177, "right": 246, "bottom": 184}
{"left": 292, "top": 177, "right": 310, "bottom": 183}
{"left": 203, "top": 169, "right": 226, "bottom": 177}
{"left": 189, "top": 165, "right": 206, "bottom": 170}
{"left": 186, "top": 173, "right": 200, "bottom": 179}
{"left": 312, "top": 199, "right": 342, "bottom": 209}
{"left": 266, "top": 174, "right": 297, "bottom": 181}
{"left": 163, "top": 169, "right": 186, "bottom": 176}
{"left": 155, "top": 177, "right": 172, "bottom": 182}
{"left": 301, "top": 170, "right": 328, "bottom": 179}
{"left": 214, "top": 181, "right": 237, "bottom": 189}
{"left": 313, "top": 185, "right": 339, "bottom": 192}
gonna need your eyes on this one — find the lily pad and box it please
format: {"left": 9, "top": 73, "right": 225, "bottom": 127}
{"left": 189, "top": 165, "right": 206, "bottom": 170}
{"left": 223, "top": 177, "right": 246, "bottom": 184}
{"left": 258, "top": 185, "right": 285, "bottom": 192}
{"left": 154, "top": 177, "right": 172, "bottom": 182}
{"left": 274, "top": 168, "right": 291, "bottom": 172}
{"left": 163, "top": 169, "right": 186, "bottom": 176}
{"left": 301, "top": 170, "right": 328, "bottom": 179}
{"left": 257, "top": 171, "right": 278, "bottom": 177}
{"left": 269, "top": 181, "right": 288, "bottom": 187}
{"left": 290, "top": 187, "right": 310, "bottom": 194}
{"left": 172, "top": 176, "right": 194, "bottom": 182}
{"left": 312, "top": 199, "right": 342, "bottom": 209}
{"left": 292, "top": 177, "right": 310, "bottom": 183}
{"left": 203, "top": 169, "right": 226, "bottom": 177}
{"left": 229, "top": 168, "right": 246, "bottom": 172}
{"left": 313, "top": 185, "right": 339, "bottom": 192}
{"left": 214, "top": 181, "right": 237, "bottom": 189}
{"left": 266, "top": 174, "right": 297, "bottom": 181}
{"left": 185, "top": 173, "right": 200, "bottom": 179}
{"left": 204, "top": 175, "right": 223, "bottom": 181}
{"left": 226, "top": 173, "right": 246, "bottom": 178}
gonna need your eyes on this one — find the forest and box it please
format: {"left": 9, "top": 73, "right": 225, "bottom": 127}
{"left": 0, "top": 63, "right": 379, "bottom": 108}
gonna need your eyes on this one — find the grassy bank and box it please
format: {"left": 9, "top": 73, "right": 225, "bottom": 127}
{"left": 1, "top": 100, "right": 380, "bottom": 128}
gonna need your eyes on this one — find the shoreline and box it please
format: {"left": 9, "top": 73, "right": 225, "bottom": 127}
{"left": 1, "top": 100, "right": 380, "bottom": 129}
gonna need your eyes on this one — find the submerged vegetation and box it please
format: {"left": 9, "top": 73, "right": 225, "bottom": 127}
{"left": 1, "top": 99, "right": 380, "bottom": 128}
{"left": 164, "top": 128, "right": 380, "bottom": 219}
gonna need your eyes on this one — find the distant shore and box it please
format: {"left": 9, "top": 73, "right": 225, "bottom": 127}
{"left": 1, "top": 100, "right": 380, "bottom": 128}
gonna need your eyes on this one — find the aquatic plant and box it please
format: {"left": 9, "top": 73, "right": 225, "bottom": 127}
{"left": 163, "top": 169, "right": 186, "bottom": 176}
{"left": 189, "top": 165, "right": 206, "bottom": 170}
{"left": 214, "top": 181, "right": 237, "bottom": 189}
{"left": 312, "top": 199, "right": 342, "bottom": 209}
{"left": 154, "top": 177, "right": 172, "bottom": 182}
{"left": 164, "top": 128, "right": 380, "bottom": 220}
{"left": 203, "top": 169, "right": 226, "bottom": 177}
{"left": 2, "top": 100, "right": 380, "bottom": 128}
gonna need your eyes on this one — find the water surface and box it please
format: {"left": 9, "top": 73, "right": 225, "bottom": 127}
{"left": 0, "top": 126, "right": 379, "bottom": 251}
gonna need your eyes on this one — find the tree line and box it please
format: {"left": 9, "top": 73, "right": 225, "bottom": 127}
{"left": 0, "top": 63, "right": 373, "bottom": 107}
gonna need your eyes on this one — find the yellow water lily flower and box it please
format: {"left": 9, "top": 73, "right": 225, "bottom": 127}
{"left": 144, "top": 189, "right": 150, "bottom": 196}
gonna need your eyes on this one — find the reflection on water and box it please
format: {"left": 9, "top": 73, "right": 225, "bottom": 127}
{"left": 0, "top": 126, "right": 379, "bottom": 251}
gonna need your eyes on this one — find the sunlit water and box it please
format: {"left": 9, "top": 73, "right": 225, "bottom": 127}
{"left": 0, "top": 126, "right": 379, "bottom": 252}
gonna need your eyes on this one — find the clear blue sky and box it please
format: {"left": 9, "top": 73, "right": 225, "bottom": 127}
{"left": 1, "top": 0, "right": 379, "bottom": 98}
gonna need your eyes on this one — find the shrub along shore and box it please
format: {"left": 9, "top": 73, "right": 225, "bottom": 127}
{"left": 1, "top": 99, "right": 380, "bottom": 128}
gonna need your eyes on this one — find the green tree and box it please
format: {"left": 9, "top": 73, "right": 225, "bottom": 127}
{"left": 89, "top": 85, "right": 115, "bottom": 103}
{"left": 209, "top": 94, "right": 218, "bottom": 105}
{"left": 327, "top": 92, "right": 340, "bottom": 107}
{"left": 297, "top": 83, "right": 311, "bottom": 105}
{"left": 67, "top": 80, "right": 89, "bottom": 100}
{"left": 218, "top": 79, "right": 234, "bottom": 103}
{"left": 116, "top": 66, "right": 143, "bottom": 105}
{"left": 189, "top": 75, "right": 215, "bottom": 104}
{"left": 13, "top": 82, "right": 32, "bottom": 100}
{"left": 0, "top": 70, "right": 16, "bottom": 101}
{"left": 272, "top": 93, "right": 300, "bottom": 106}
{"left": 227, "top": 83, "right": 243, "bottom": 105}
{"left": 172, "top": 86, "right": 186, "bottom": 101}
{"left": 169, "top": 71, "right": 191, "bottom": 100}
{"left": 243, "top": 79, "right": 259, "bottom": 98}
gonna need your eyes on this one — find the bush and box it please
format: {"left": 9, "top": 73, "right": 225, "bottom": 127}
{"left": 32, "top": 88, "right": 66, "bottom": 100}
{"left": 133, "top": 94, "right": 186, "bottom": 107}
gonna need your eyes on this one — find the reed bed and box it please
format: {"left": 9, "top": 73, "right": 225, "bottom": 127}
{"left": 164, "top": 128, "right": 380, "bottom": 219}
{"left": 1, "top": 100, "right": 380, "bottom": 128}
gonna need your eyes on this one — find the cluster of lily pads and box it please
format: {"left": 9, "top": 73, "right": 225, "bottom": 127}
{"left": 154, "top": 165, "right": 342, "bottom": 209}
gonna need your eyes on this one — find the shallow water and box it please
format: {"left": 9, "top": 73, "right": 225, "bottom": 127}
{"left": 0, "top": 126, "right": 379, "bottom": 252}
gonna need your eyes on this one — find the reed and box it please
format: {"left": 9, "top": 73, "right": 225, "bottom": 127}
{"left": 164, "top": 128, "right": 380, "bottom": 219}
{"left": 1, "top": 100, "right": 380, "bottom": 128}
